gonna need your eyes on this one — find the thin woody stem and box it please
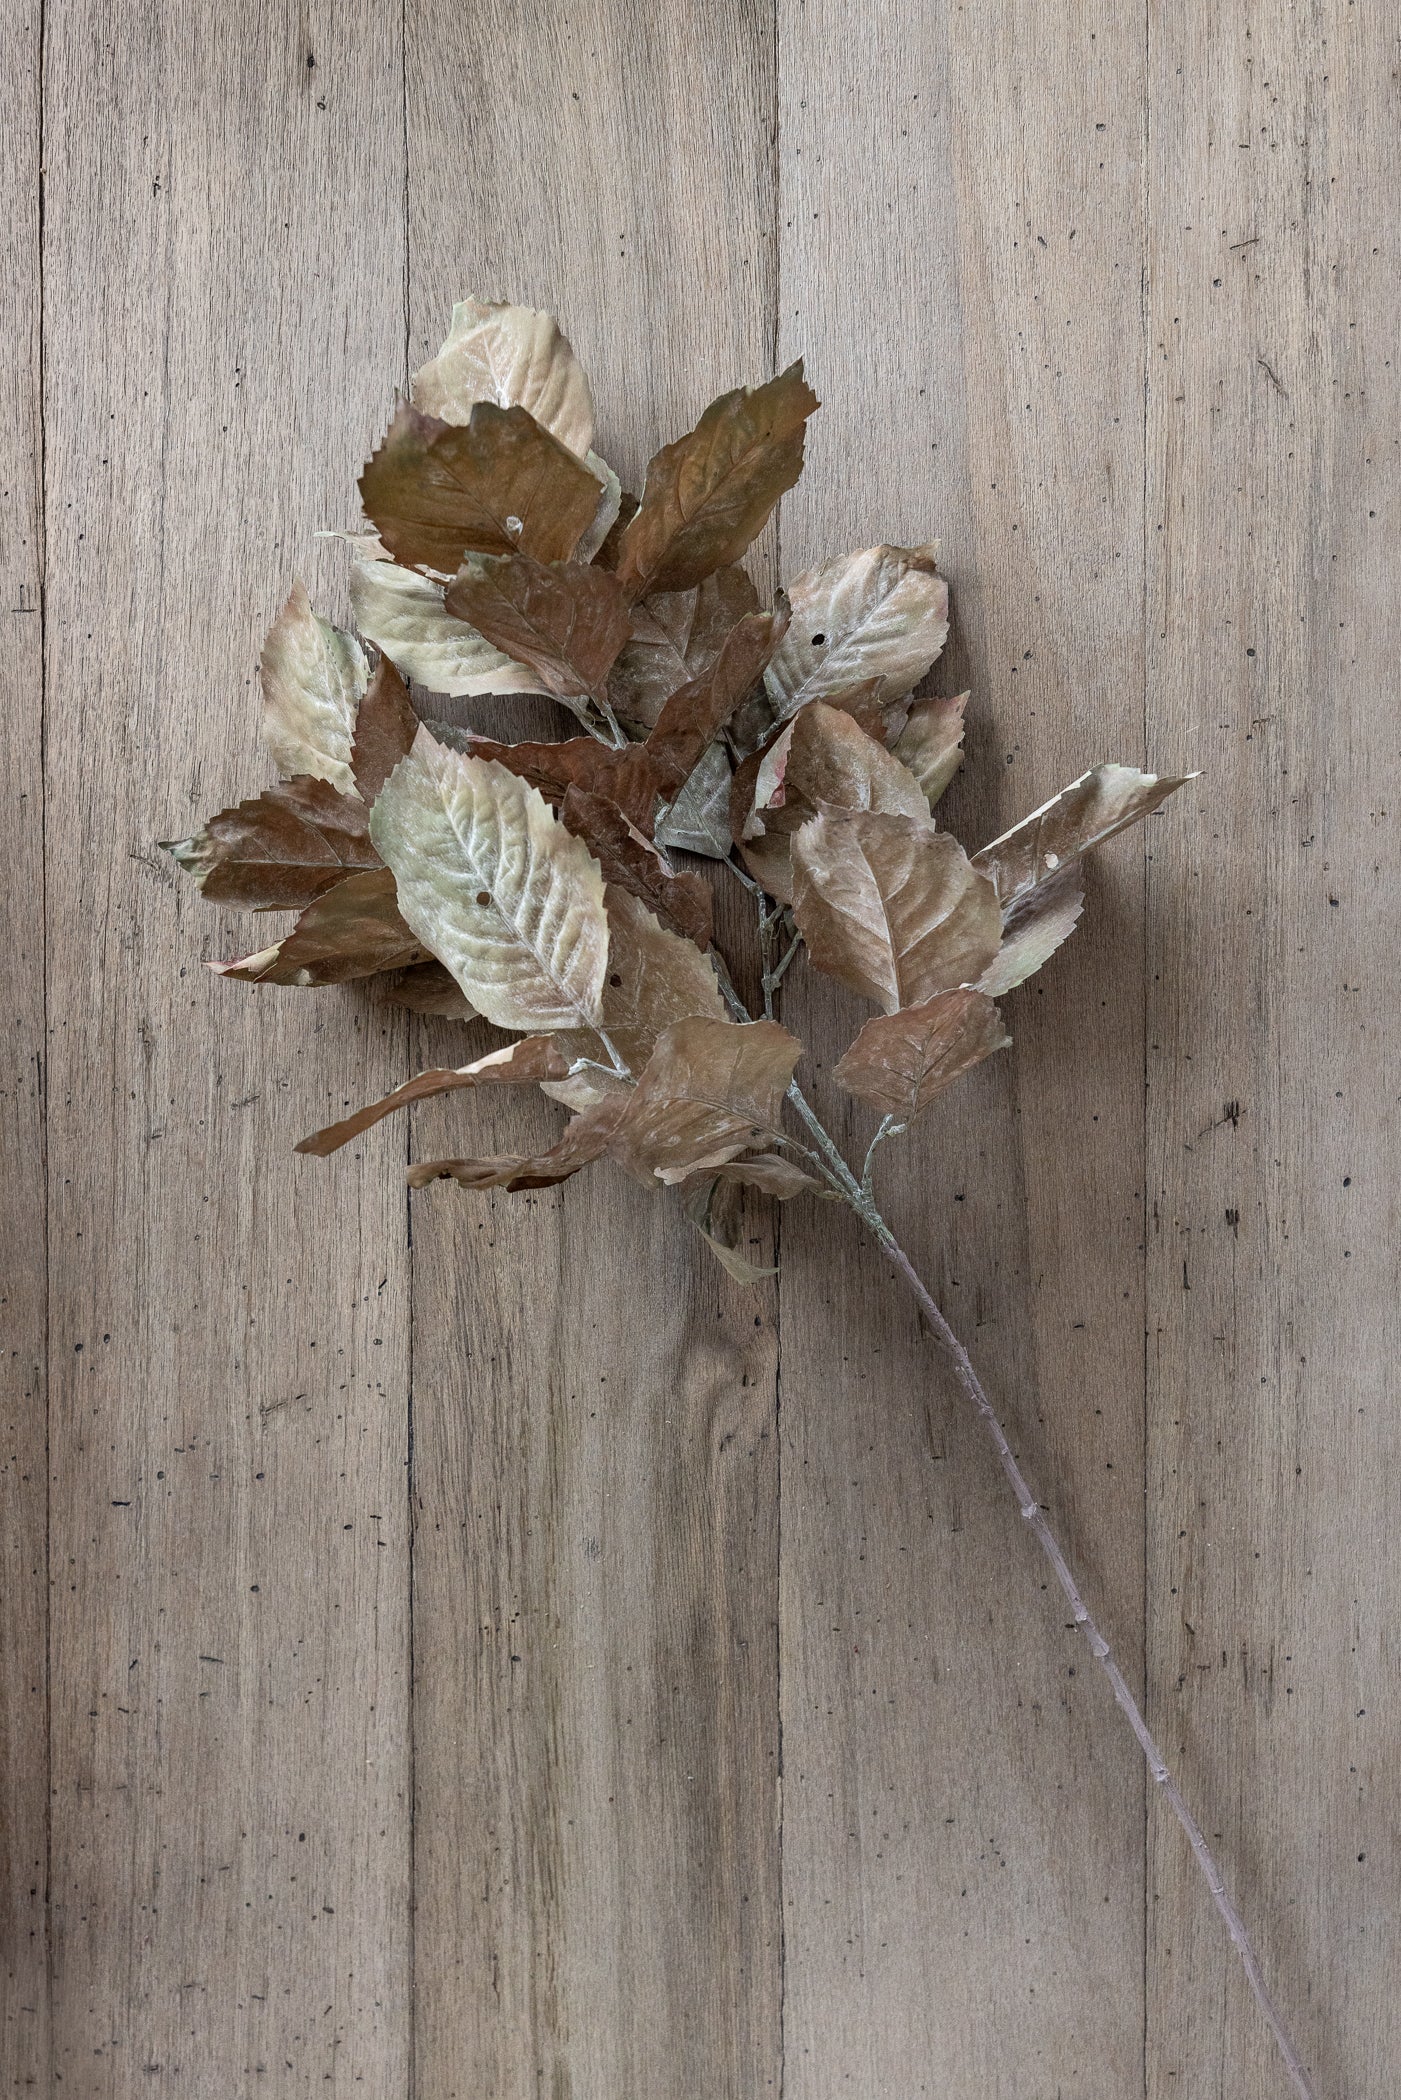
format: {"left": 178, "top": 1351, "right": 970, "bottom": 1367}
{"left": 850, "top": 1193, "right": 1319, "bottom": 2100}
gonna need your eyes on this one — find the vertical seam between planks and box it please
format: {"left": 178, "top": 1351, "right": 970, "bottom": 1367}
{"left": 769, "top": 3, "right": 785, "bottom": 2092}
{"left": 400, "top": 6, "right": 415, "bottom": 2094}
{"left": 1139, "top": 0, "right": 1153, "bottom": 2092}
{"left": 37, "top": 0, "right": 53, "bottom": 2071}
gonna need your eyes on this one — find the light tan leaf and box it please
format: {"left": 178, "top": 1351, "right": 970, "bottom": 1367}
{"left": 834, "top": 986, "right": 1009, "bottom": 1119}
{"left": 979, "top": 865, "right": 1086, "bottom": 996}
{"left": 893, "top": 691, "right": 969, "bottom": 810}
{"left": 607, "top": 566, "right": 761, "bottom": 729}
{"left": 350, "top": 656, "right": 420, "bottom": 804}
{"left": 408, "top": 1091, "right": 630, "bottom": 1193}
{"left": 616, "top": 364, "right": 819, "bottom": 598}
{"left": 548, "top": 884, "right": 727, "bottom": 1104}
{"left": 559, "top": 786, "right": 713, "bottom": 950}
{"left": 443, "top": 554, "right": 631, "bottom": 700}
{"left": 791, "top": 809, "right": 1002, "bottom": 1013}
{"left": 576, "top": 452, "right": 623, "bottom": 562}
{"left": 297, "top": 1035, "right": 570, "bottom": 1156}
{"left": 655, "top": 741, "right": 734, "bottom": 860}
{"left": 412, "top": 298, "right": 596, "bottom": 457}
{"left": 349, "top": 556, "right": 547, "bottom": 698}
{"left": 646, "top": 604, "right": 787, "bottom": 797}
{"left": 973, "top": 763, "right": 1192, "bottom": 906}
{"left": 360, "top": 402, "right": 601, "bottom": 574}
{"left": 735, "top": 701, "right": 929, "bottom": 904}
{"left": 208, "top": 865, "right": 425, "bottom": 985}
{"left": 702, "top": 1153, "right": 826, "bottom": 1199}
{"left": 764, "top": 544, "right": 949, "bottom": 721}
{"left": 611, "top": 1017, "right": 802, "bottom": 1185}
{"left": 369, "top": 729, "right": 609, "bottom": 1031}
{"left": 164, "top": 776, "right": 377, "bottom": 910}
{"left": 260, "top": 581, "right": 367, "bottom": 796}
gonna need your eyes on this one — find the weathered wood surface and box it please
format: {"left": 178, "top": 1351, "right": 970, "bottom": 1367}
{"left": 5, "top": 2, "right": 1395, "bottom": 2095}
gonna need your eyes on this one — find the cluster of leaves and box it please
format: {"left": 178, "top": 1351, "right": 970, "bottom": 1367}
{"left": 168, "top": 297, "right": 1186, "bottom": 1277}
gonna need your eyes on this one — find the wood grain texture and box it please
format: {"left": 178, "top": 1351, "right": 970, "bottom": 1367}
{"left": 7, "top": 1, "right": 1398, "bottom": 2094}
{"left": 1, "top": 0, "right": 47, "bottom": 2085}
{"left": 774, "top": 1, "right": 1155, "bottom": 2090}
{"left": 40, "top": 4, "right": 412, "bottom": 2090}
{"left": 402, "top": 5, "right": 782, "bottom": 2095}
{"left": 1145, "top": 4, "right": 1401, "bottom": 2092}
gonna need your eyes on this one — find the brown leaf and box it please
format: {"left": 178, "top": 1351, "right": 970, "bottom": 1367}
{"left": 972, "top": 763, "right": 1193, "bottom": 907}
{"left": 351, "top": 656, "right": 420, "bottom": 803}
{"left": 408, "top": 1090, "right": 630, "bottom": 1193}
{"left": 611, "top": 1016, "right": 802, "bottom": 1185}
{"left": 209, "top": 866, "right": 426, "bottom": 986}
{"left": 296, "top": 1035, "right": 570, "bottom": 1156}
{"left": 607, "top": 566, "right": 761, "bottom": 729}
{"left": 350, "top": 554, "right": 547, "bottom": 698}
{"left": 645, "top": 603, "right": 789, "bottom": 798}
{"left": 734, "top": 701, "right": 929, "bottom": 904}
{"left": 615, "top": 363, "right": 819, "bottom": 597}
{"left": 359, "top": 401, "right": 601, "bottom": 574}
{"left": 430, "top": 727, "right": 658, "bottom": 834}
{"left": 549, "top": 885, "right": 728, "bottom": 1105}
{"left": 164, "top": 776, "right": 377, "bottom": 911}
{"left": 386, "top": 959, "right": 474, "bottom": 1018}
{"left": 443, "top": 554, "right": 632, "bottom": 701}
{"left": 696, "top": 1153, "right": 826, "bottom": 1199}
{"left": 834, "top": 987, "right": 1009, "bottom": 1120}
{"left": 892, "top": 691, "right": 968, "bottom": 810}
{"left": 559, "top": 786, "right": 713, "bottom": 950}
{"left": 681, "top": 1175, "right": 776, "bottom": 1284}
{"left": 791, "top": 810, "right": 1002, "bottom": 1013}
{"left": 979, "top": 865, "right": 1086, "bottom": 996}
{"left": 765, "top": 543, "right": 949, "bottom": 721}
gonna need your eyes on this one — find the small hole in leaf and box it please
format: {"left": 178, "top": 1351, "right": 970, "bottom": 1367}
{"left": 609, "top": 972, "right": 622, "bottom": 988}
{"left": 476, "top": 891, "right": 491, "bottom": 907}
{"left": 811, "top": 632, "right": 826, "bottom": 646}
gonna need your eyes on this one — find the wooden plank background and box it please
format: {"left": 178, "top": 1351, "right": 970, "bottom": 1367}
{"left": 3, "top": 1, "right": 1395, "bottom": 2094}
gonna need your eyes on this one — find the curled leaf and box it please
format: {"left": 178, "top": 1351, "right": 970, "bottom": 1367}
{"left": 164, "top": 776, "right": 377, "bottom": 911}
{"left": 412, "top": 297, "right": 596, "bottom": 457}
{"left": 611, "top": 1016, "right": 802, "bottom": 1185}
{"left": 560, "top": 786, "right": 713, "bottom": 950}
{"left": 979, "top": 865, "right": 1086, "bottom": 996}
{"left": 834, "top": 986, "right": 1009, "bottom": 1119}
{"left": 607, "top": 567, "right": 761, "bottom": 729}
{"left": 893, "top": 691, "right": 969, "bottom": 811}
{"left": 209, "top": 865, "right": 425, "bottom": 985}
{"left": 370, "top": 729, "right": 610, "bottom": 1032}
{"left": 645, "top": 603, "right": 789, "bottom": 798}
{"left": 791, "top": 809, "right": 1001, "bottom": 1013}
{"left": 443, "top": 553, "right": 631, "bottom": 701}
{"left": 387, "top": 958, "right": 473, "bottom": 1018}
{"left": 297, "top": 1035, "right": 571, "bottom": 1156}
{"left": 764, "top": 544, "right": 949, "bottom": 721}
{"left": 350, "top": 657, "right": 420, "bottom": 804}
{"left": 576, "top": 452, "right": 623, "bottom": 562}
{"left": 360, "top": 401, "right": 601, "bottom": 574}
{"left": 350, "top": 556, "right": 547, "bottom": 698}
{"left": 654, "top": 740, "right": 734, "bottom": 860}
{"left": 260, "top": 581, "right": 367, "bottom": 796}
{"left": 616, "top": 363, "right": 819, "bottom": 597}
{"left": 409, "top": 1091, "right": 630, "bottom": 1193}
{"left": 973, "top": 763, "right": 1192, "bottom": 907}
{"left": 682, "top": 1175, "right": 776, "bottom": 1285}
